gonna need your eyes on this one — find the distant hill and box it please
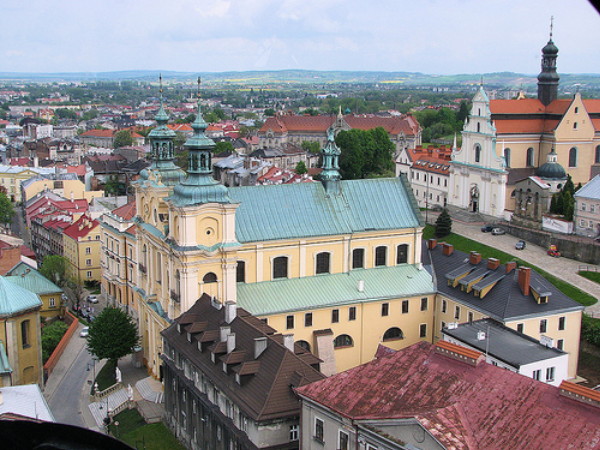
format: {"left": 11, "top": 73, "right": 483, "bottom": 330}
{"left": 0, "top": 69, "right": 598, "bottom": 89}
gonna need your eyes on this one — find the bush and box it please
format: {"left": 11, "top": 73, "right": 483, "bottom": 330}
{"left": 41, "top": 321, "right": 69, "bottom": 362}
{"left": 582, "top": 314, "right": 600, "bottom": 347}
{"left": 434, "top": 208, "right": 452, "bottom": 237}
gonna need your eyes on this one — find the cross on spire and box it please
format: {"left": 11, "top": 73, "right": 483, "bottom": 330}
{"left": 197, "top": 76, "right": 201, "bottom": 99}
{"left": 550, "top": 16, "right": 554, "bottom": 39}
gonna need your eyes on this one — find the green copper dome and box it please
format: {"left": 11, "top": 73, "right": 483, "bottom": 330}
{"left": 169, "top": 85, "right": 232, "bottom": 206}
{"left": 536, "top": 149, "right": 566, "bottom": 180}
{"left": 542, "top": 38, "right": 558, "bottom": 55}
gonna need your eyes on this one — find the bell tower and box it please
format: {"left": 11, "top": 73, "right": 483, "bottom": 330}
{"left": 537, "top": 18, "right": 560, "bottom": 106}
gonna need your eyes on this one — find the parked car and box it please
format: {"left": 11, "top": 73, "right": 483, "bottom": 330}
{"left": 491, "top": 228, "right": 505, "bottom": 235}
{"left": 481, "top": 225, "right": 494, "bottom": 232}
{"left": 515, "top": 240, "right": 526, "bottom": 250}
{"left": 86, "top": 295, "right": 98, "bottom": 304}
{"left": 80, "top": 327, "right": 89, "bottom": 338}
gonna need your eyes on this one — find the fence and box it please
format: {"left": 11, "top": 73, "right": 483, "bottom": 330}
{"left": 43, "top": 311, "right": 79, "bottom": 379}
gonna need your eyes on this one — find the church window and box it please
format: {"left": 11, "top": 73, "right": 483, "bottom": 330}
{"left": 477, "top": 122, "right": 480, "bottom": 133}
{"left": 315, "top": 252, "right": 330, "bottom": 274}
{"left": 574, "top": 122, "right": 578, "bottom": 130}
{"left": 474, "top": 144, "right": 481, "bottom": 163}
{"left": 526, "top": 148, "right": 534, "bottom": 167}
{"left": 569, "top": 147, "right": 577, "bottom": 168}
{"left": 595, "top": 145, "right": 600, "bottom": 164}
{"left": 236, "top": 261, "right": 245, "bottom": 283}
{"left": 203, "top": 272, "right": 217, "bottom": 283}
{"left": 349, "top": 307, "right": 356, "bottom": 321}
{"left": 273, "top": 256, "right": 288, "bottom": 279}
{"left": 375, "top": 246, "right": 387, "bottom": 266}
{"left": 504, "top": 148, "right": 511, "bottom": 168}
{"left": 334, "top": 334, "right": 353, "bottom": 348}
{"left": 352, "top": 248, "right": 364, "bottom": 269}
{"left": 396, "top": 244, "right": 408, "bottom": 264}
{"left": 383, "top": 327, "right": 404, "bottom": 341}
{"left": 21, "top": 320, "right": 30, "bottom": 348}
{"left": 575, "top": 107, "right": 579, "bottom": 113}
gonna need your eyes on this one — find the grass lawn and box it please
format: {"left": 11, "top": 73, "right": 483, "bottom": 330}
{"left": 95, "top": 359, "right": 117, "bottom": 392}
{"left": 425, "top": 225, "right": 597, "bottom": 306}
{"left": 109, "top": 409, "right": 185, "bottom": 450}
{"left": 579, "top": 270, "right": 600, "bottom": 284}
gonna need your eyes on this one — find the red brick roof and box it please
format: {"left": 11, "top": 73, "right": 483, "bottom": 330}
{"left": 63, "top": 214, "right": 99, "bottom": 240}
{"left": 296, "top": 341, "right": 600, "bottom": 449}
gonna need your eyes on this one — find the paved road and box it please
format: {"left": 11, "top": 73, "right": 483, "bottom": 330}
{"left": 448, "top": 220, "right": 600, "bottom": 315}
{"left": 45, "top": 323, "right": 95, "bottom": 427}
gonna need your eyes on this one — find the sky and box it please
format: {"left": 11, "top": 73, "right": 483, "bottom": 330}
{"left": 1, "top": 0, "right": 599, "bottom": 75}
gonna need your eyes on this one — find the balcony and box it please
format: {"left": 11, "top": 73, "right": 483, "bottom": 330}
{"left": 170, "top": 290, "right": 180, "bottom": 303}
{"left": 138, "top": 263, "right": 147, "bottom": 274}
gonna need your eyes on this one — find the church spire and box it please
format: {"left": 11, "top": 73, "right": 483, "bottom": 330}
{"left": 537, "top": 17, "right": 560, "bottom": 106}
{"left": 320, "top": 127, "right": 341, "bottom": 195}
{"left": 169, "top": 77, "right": 231, "bottom": 206}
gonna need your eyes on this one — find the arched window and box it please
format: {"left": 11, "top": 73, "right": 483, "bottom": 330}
{"left": 236, "top": 261, "right": 245, "bottom": 283}
{"left": 273, "top": 256, "right": 288, "bottom": 279}
{"left": 396, "top": 244, "right": 408, "bottom": 264}
{"left": 375, "top": 246, "right": 387, "bottom": 267}
{"left": 504, "top": 148, "right": 511, "bottom": 168}
{"left": 333, "top": 334, "right": 353, "bottom": 348}
{"left": 352, "top": 248, "right": 364, "bottom": 269}
{"left": 474, "top": 144, "right": 481, "bottom": 163}
{"left": 297, "top": 340, "right": 311, "bottom": 352}
{"left": 203, "top": 272, "right": 217, "bottom": 283}
{"left": 569, "top": 147, "right": 577, "bottom": 168}
{"left": 526, "top": 148, "right": 534, "bottom": 167}
{"left": 315, "top": 252, "right": 330, "bottom": 274}
{"left": 595, "top": 145, "right": 600, "bottom": 164}
{"left": 383, "top": 327, "right": 404, "bottom": 341}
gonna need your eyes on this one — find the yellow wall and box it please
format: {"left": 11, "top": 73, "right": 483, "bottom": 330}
{"left": 39, "top": 293, "right": 62, "bottom": 319}
{"left": 64, "top": 227, "right": 102, "bottom": 283}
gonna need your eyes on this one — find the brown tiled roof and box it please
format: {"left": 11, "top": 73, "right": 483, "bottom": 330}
{"left": 297, "top": 341, "right": 600, "bottom": 449}
{"left": 111, "top": 200, "right": 136, "bottom": 220}
{"left": 162, "top": 295, "right": 325, "bottom": 421}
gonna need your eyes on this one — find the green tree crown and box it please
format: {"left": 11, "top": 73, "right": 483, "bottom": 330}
{"left": 87, "top": 307, "right": 139, "bottom": 364}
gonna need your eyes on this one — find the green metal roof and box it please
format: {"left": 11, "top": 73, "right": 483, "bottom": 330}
{"left": 6, "top": 262, "right": 63, "bottom": 295}
{"left": 0, "top": 277, "right": 42, "bottom": 316}
{"left": 237, "top": 264, "right": 435, "bottom": 316}
{"left": 0, "top": 341, "right": 12, "bottom": 374}
{"left": 229, "top": 176, "right": 422, "bottom": 243}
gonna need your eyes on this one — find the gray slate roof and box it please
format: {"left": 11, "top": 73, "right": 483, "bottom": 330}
{"left": 575, "top": 174, "right": 600, "bottom": 200}
{"left": 427, "top": 244, "right": 583, "bottom": 321}
{"left": 442, "top": 318, "right": 566, "bottom": 367}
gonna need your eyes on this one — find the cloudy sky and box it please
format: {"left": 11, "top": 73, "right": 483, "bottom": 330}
{"left": 2, "top": 0, "right": 599, "bottom": 75}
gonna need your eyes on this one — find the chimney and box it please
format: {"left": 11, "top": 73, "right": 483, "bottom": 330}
{"left": 357, "top": 280, "right": 365, "bottom": 292}
{"left": 477, "top": 330, "right": 486, "bottom": 341}
{"left": 220, "top": 325, "right": 231, "bottom": 342}
{"left": 505, "top": 261, "right": 517, "bottom": 273}
{"left": 226, "top": 333, "right": 236, "bottom": 354}
{"left": 427, "top": 239, "right": 437, "bottom": 250}
{"left": 487, "top": 258, "right": 500, "bottom": 270}
{"left": 518, "top": 267, "right": 531, "bottom": 296}
{"left": 282, "top": 334, "right": 294, "bottom": 352}
{"left": 442, "top": 243, "right": 454, "bottom": 256}
{"left": 254, "top": 337, "right": 268, "bottom": 359}
{"left": 224, "top": 301, "right": 236, "bottom": 324}
{"left": 469, "top": 251, "right": 482, "bottom": 265}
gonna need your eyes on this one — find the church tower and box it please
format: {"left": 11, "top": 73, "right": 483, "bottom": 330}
{"left": 320, "top": 127, "right": 342, "bottom": 196}
{"left": 537, "top": 19, "right": 559, "bottom": 106}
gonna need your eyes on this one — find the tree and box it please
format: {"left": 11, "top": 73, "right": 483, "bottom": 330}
{"left": 435, "top": 208, "right": 452, "bottom": 237}
{"left": 264, "top": 108, "right": 276, "bottom": 116}
{"left": 0, "top": 192, "right": 14, "bottom": 227}
{"left": 301, "top": 140, "right": 321, "bottom": 154}
{"left": 214, "top": 141, "right": 234, "bottom": 154}
{"left": 295, "top": 161, "right": 308, "bottom": 175}
{"left": 113, "top": 130, "right": 133, "bottom": 148}
{"left": 39, "top": 255, "right": 68, "bottom": 287}
{"left": 86, "top": 307, "right": 139, "bottom": 365}
{"left": 63, "top": 279, "right": 87, "bottom": 315}
{"left": 457, "top": 100, "right": 470, "bottom": 124}
{"left": 335, "top": 127, "right": 395, "bottom": 180}
{"left": 54, "top": 108, "right": 78, "bottom": 120}
{"left": 104, "top": 175, "right": 125, "bottom": 196}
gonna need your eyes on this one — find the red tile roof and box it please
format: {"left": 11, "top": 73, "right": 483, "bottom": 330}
{"left": 63, "top": 214, "right": 99, "bottom": 240}
{"left": 167, "top": 124, "right": 192, "bottom": 132}
{"left": 111, "top": 200, "right": 136, "bottom": 220}
{"left": 81, "top": 129, "right": 114, "bottom": 138}
{"left": 296, "top": 341, "right": 600, "bottom": 449}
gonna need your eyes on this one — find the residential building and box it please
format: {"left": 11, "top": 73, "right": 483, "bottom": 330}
{"left": 427, "top": 240, "right": 583, "bottom": 379}
{"left": 21, "top": 173, "right": 103, "bottom": 204}
{"left": 0, "top": 240, "right": 23, "bottom": 275}
{"left": 99, "top": 200, "right": 138, "bottom": 319}
{"left": 80, "top": 129, "right": 144, "bottom": 148}
{"left": 162, "top": 295, "right": 324, "bottom": 449}
{"left": 0, "top": 276, "right": 43, "bottom": 387}
{"left": 258, "top": 109, "right": 422, "bottom": 153}
{"left": 62, "top": 213, "right": 101, "bottom": 283}
{"left": 0, "top": 165, "right": 56, "bottom": 203}
{"left": 574, "top": 174, "right": 600, "bottom": 237}
{"left": 295, "top": 341, "right": 600, "bottom": 450}
{"left": 442, "top": 318, "right": 568, "bottom": 386}
{"left": 6, "top": 262, "right": 64, "bottom": 320}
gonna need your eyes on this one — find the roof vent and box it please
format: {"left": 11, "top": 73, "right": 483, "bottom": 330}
{"left": 477, "top": 331, "right": 486, "bottom": 341}
{"left": 358, "top": 280, "right": 364, "bottom": 292}
{"left": 447, "top": 322, "right": 458, "bottom": 330}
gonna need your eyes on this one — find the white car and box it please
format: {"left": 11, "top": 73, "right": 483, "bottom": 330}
{"left": 80, "top": 327, "right": 89, "bottom": 338}
{"left": 86, "top": 295, "right": 99, "bottom": 304}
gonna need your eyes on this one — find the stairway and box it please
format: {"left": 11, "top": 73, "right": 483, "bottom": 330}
{"left": 88, "top": 388, "right": 129, "bottom": 428}
{"left": 136, "top": 377, "right": 164, "bottom": 403}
